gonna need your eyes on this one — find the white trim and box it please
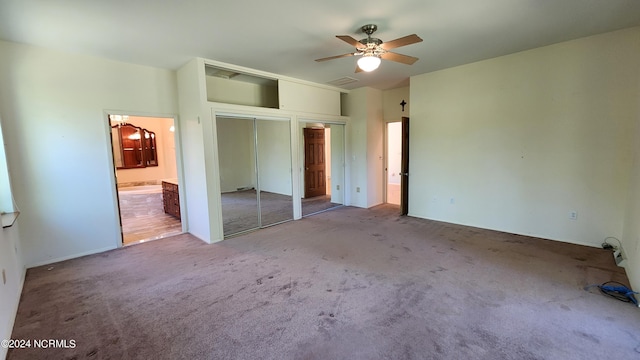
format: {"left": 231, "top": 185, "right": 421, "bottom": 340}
{"left": 27, "top": 246, "right": 118, "bottom": 268}
{"left": 102, "top": 110, "right": 185, "bottom": 248}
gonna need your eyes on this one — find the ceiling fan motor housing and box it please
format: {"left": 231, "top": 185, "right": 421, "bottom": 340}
{"left": 361, "top": 24, "right": 378, "bottom": 35}
{"left": 359, "top": 38, "right": 382, "bottom": 47}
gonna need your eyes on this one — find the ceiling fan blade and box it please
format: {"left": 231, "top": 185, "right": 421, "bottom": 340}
{"left": 315, "top": 53, "right": 356, "bottom": 62}
{"left": 381, "top": 52, "right": 419, "bottom": 65}
{"left": 380, "top": 34, "right": 423, "bottom": 50}
{"left": 336, "top": 35, "right": 365, "bottom": 48}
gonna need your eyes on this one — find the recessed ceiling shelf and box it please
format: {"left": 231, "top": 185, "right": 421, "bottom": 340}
{"left": 205, "top": 64, "right": 279, "bottom": 109}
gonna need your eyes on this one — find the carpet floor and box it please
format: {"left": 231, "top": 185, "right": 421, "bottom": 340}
{"left": 8, "top": 205, "right": 640, "bottom": 359}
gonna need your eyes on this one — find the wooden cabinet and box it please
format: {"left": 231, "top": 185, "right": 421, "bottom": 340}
{"left": 111, "top": 122, "right": 158, "bottom": 169}
{"left": 162, "top": 180, "right": 180, "bottom": 219}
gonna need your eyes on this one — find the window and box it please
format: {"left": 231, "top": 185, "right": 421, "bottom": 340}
{"left": 0, "top": 116, "right": 19, "bottom": 227}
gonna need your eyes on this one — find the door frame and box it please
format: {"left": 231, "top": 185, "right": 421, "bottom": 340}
{"left": 400, "top": 116, "right": 409, "bottom": 215}
{"left": 303, "top": 127, "right": 327, "bottom": 198}
{"left": 384, "top": 117, "right": 409, "bottom": 215}
{"left": 298, "top": 119, "right": 347, "bottom": 216}
{"left": 103, "top": 110, "right": 186, "bottom": 248}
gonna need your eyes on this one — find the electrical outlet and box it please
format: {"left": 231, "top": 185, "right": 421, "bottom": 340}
{"left": 614, "top": 249, "right": 626, "bottom": 267}
{"left": 569, "top": 211, "right": 577, "bottom": 220}
{"left": 356, "top": 187, "right": 360, "bottom": 193}
{"left": 336, "top": 185, "right": 340, "bottom": 190}
{"left": 450, "top": 198, "right": 455, "bottom": 204}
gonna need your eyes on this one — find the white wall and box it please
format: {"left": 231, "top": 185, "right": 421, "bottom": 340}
{"left": 409, "top": 27, "right": 640, "bottom": 248}
{"left": 279, "top": 80, "right": 341, "bottom": 116}
{"left": 344, "top": 89, "right": 367, "bottom": 207}
{"left": 114, "top": 116, "right": 177, "bottom": 185}
{"left": 622, "top": 90, "right": 640, "bottom": 291}
{"left": 177, "top": 58, "right": 214, "bottom": 243}
{"left": 343, "top": 87, "right": 384, "bottom": 208}
{"left": 0, "top": 40, "right": 178, "bottom": 266}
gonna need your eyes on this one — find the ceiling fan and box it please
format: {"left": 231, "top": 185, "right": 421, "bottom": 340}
{"left": 315, "top": 24, "right": 423, "bottom": 72}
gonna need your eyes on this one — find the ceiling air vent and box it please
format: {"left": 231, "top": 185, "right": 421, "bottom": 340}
{"left": 327, "top": 76, "right": 359, "bottom": 87}
{"left": 204, "top": 66, "right": 239, "bottom": 79}
{"left": 211, "top": 69, "right": 239, "bottom": 79}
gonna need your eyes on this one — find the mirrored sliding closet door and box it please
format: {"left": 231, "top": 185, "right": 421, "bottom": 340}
{"left": 216, "top": 116, "right": 293, "bottom": 237}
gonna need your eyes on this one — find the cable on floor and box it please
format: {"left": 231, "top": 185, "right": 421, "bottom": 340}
{"left": 584, "top": 281, "right": 639, "bottom": 306}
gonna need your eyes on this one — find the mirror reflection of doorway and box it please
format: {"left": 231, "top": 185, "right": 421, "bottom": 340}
{"left": 301, "top": 122, "right": 345, "bottom": 217}
{"left": 108, "top": 114, "right": 183, "bottom": 246}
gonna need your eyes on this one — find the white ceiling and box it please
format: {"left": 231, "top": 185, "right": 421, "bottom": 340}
{"left": 1, "top": 0, "right": 640, "bottom": 90}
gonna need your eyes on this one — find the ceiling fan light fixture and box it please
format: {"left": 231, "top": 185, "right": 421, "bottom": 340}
{"left": 357, "top": 54, "right": 381, "bottom": 72}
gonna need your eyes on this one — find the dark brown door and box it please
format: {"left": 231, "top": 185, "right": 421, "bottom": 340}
{"left": 304, "top": 128, "right": 326, "bottom": 198}
{"left": 400, "top": 117, "right": 409, "bottom": 215}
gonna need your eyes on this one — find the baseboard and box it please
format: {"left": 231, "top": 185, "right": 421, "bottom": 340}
{"left": 26, "top": 246, "right": 118, "bottom": 269}
{"left": 406, "top": 213, "right": 601, "bottom": 248}
{"left": 117, "top": 180, "right": 161, "bottom": 188}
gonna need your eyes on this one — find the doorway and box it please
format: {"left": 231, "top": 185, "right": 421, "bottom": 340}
{"left": 108, "top": 114, "right": 183, "bottom": 245}
{"left": 386, "top": 122, "right": 402, "bottom": 206}
{"left": 300, "top": 122, "right": 345, "bottom": 217}
{"left": 303, "top": 128, "right": 326, "bottom": 198}
{"left": 385, "top": 117, "right": 409, "bottom": 215}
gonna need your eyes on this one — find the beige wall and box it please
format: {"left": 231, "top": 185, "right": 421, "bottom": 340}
{"left": 0, "top": 39, "right": 178, "bottom": 267}
{"left": 409, "top": 27, "right": 640, "bottom": 257}
{"left": 206, "top": 76, "right": 278, "bottom": 108}
{"left": 383, "top": 86, "right": 410, "bottom": 122}
{"left": 344, "top": 87, "right": 384, "bottom": 208}
{"left": 622, "top": 93, "right": 640, "bottom": 291}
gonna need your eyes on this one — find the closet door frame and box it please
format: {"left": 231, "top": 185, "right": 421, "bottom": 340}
{"left": 214, "top": 111, "right": 295, "bottom": 238}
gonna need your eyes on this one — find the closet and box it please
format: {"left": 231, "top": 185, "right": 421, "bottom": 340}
{"left": 176, "top": 57, "right": 349, "bottom": 243}
{"left": 216, "top": 116, "right": 293, "bottom": 236}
